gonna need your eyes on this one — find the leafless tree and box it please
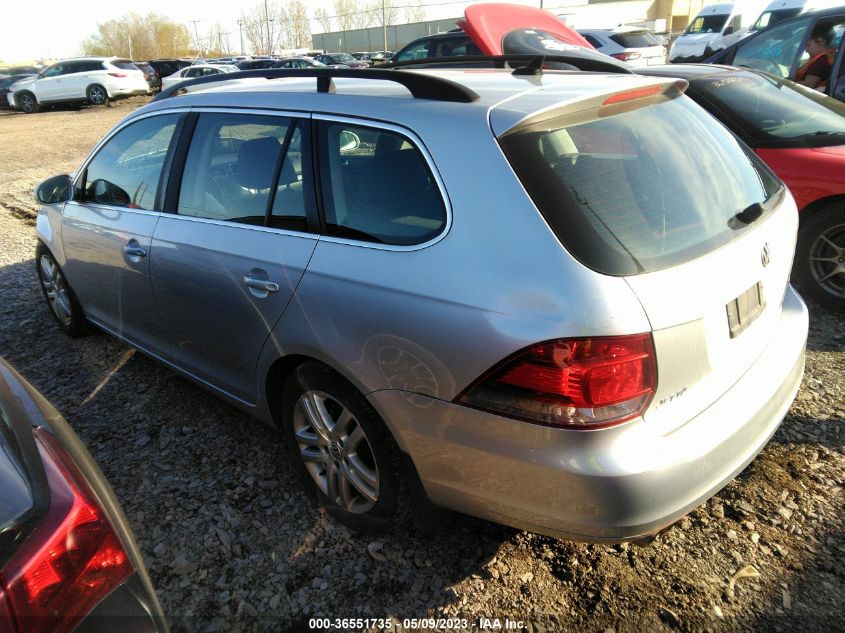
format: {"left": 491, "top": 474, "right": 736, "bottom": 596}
{"left": 314, "top": 8, "right": 334, "bottom": 33}
{"left": 277, "top": 0, "right": 311, "bottom": 49}
{"left": 403, "top": 0, "right": 425, "bottom": 24}
{"left": 371, "top": 1, "right": 399, "bottom": 27}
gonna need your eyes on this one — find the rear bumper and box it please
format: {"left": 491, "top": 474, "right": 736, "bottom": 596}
{"left": 111, "top": 83, "right": 149, "bottom": 98}
{"left": 367, "top": 285, "right": 808, "bottom": 542}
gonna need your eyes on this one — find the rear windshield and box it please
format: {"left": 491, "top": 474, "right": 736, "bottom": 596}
{"left": 685, "top": 14, "right": 729, "bottom": 34}
{"left": 610, "top": 31, "right": 659, "bottom": 47}
{"left": 690, "top": 71, "right": 845, "bottom": 147}
{"left": 498, "top": 94, "right": 782, "bottom": 275}
{"left": 112, "top": 60, "right": 139, "bottom": 70}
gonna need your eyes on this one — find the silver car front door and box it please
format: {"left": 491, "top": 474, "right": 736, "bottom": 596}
{"left": 61, "top": 112, "right": 184, "bottom": 357}
{"left": 150, "top": 111, "right": 316, "bottom": 404}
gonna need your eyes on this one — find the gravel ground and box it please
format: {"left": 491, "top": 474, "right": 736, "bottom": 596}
{"left": 0, "top": 103, "right": 843, "bottom": 633}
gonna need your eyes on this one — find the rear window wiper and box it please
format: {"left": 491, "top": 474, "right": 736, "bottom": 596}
{"left": 729, "top": 202, "right": 764, "bottom": 228}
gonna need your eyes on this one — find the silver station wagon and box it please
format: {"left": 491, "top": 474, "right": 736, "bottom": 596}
{"left": 33, "top": 64, "right": 808, "bottom": 541}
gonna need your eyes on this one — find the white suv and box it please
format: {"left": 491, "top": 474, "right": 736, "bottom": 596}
{"left": 9, "top": 57, "right": 149, "bottom": 113}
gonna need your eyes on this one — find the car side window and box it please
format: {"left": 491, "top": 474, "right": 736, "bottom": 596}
{"left": 583, "top": 34, "right": 602, "bottom": 48}
{"left": 732, "top": 16, "right": 812, "bottom": 77}
{"left": 318, "top": 122, "right": 446, "bottom": 245}
{"left": 397, "top": 40, "right": 432, "bottom": 61}
{"left": 177, "top": 113, "right": 296, "bottom": 226}
{"left": 41, "top": 65, "right": 63, "bottom": 78}
{"left": 83, "top": 114, "right": 181, "bottom": 210}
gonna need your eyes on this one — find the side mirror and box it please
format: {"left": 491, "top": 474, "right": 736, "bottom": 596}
{"left": 723, "top": 25, "right": 735, "bottom": 36}
{"left": 339, "top": 130, "right": 361, "bottom": 154}
{"left": 90, "top": 179, "right": 131, "bottom": 207}
{"left": 35, "top": 174, "right": 73, "bottom": 204}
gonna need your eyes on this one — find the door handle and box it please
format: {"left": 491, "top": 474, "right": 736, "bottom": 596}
{"left": 124, "top": 245, "right": 147, "bottom": 257}
{"left": 243, "top": 275, "right": 279, "bottom": 293}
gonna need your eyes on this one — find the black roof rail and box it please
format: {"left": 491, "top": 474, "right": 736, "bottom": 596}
{"left": 152, "top": 67, "right": 480, "bottom": 103}
{"left": 375, "top": 53, "right": 632, "bottom": 75}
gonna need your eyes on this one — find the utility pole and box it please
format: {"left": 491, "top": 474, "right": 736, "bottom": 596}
{"left": 237, "top": 18, "right": 244, "bottom": 55}
{"left": 128, "top": 33, "right": 133, "bottom": 60}
{"left": 382, "top": 0, "right": 387, "bottom": 52}
{"left": 190, "top": 20, "right": 202, "bottom": 55}
{"left": 264, "top": 0, "right": 271, "bottom": 54}
{"left": 269, "top": 18, "right": 275, "bottom": 54}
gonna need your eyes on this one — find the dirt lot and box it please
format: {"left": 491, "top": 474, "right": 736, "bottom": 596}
{"left": 0, "top": 102, "right": 843, "bottom": 633}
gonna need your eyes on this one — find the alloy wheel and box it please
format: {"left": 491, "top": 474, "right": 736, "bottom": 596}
{"left": 89, "top": 86, "right": 107, "bottom": 105}
{"left": 808, "top": 222, "right": 845, "bottom": 300}
{"left": 39, "top": 255, "right": 73, "bottom": 326}
{"left": 19, "top": 93, "right": 35, "bottom": 112}
{"left": 293, "top": 390, "right": 379, "bottom": 513}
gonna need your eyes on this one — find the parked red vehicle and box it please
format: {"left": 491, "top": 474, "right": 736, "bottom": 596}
{"left": 639, "top": 64, "right": 845, "bottom": 312}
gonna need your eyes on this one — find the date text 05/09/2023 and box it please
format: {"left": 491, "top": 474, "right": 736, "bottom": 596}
{"left": 307, "top": 617, "right": 527, "bottom": 630}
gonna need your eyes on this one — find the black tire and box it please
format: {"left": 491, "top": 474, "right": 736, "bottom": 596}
{"left": 17, "top": 91, "right": 40, "bottom": 114}
{"left": 86, "top": 84, "right": 109, "bottom": 106}
{"left": 281, "top": 362, "right": 410, "bottom": 533}
{"left": 794, "top": 204, "right": 845, "bottom": 313}
{"left": 35, "top": 243, "right": 89, "bottom": 337}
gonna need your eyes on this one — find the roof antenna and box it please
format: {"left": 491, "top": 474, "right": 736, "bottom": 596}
{"left": 317, "top": 76, "right": 335, "bottom": 93}
{"left": 512, "top": 55, "right": 545, "bottom": 76}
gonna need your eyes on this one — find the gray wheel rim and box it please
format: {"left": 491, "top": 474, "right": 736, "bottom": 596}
{"left": 293, "top": 390, "right": 379, "bottom": 513}
{"left": 39, "top": 255, "right": 72, "bottom": 325}
{"left": 808, "top": 222, "right": 845, "bottom": 299}
{"left": 20, "top": 94, "right": 34, "bottom": 112}
{"left": 89, "top": 86, "right": 107, "bottom": 105}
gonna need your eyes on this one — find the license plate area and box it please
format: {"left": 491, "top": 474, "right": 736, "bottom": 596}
{"left": 726, "top": 282, "right": 765, "bottom": 338}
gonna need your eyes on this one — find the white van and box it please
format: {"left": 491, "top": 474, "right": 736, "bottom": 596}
{"left": 669, "top": 2, "right": 765, "bottom": 62}
{"left": 749, "top": 0, "right": 842, "bottom": 32}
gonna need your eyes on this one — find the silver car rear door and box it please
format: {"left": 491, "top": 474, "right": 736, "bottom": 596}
{"left": 150, "top": 109, "right": 317, "bottom": 404}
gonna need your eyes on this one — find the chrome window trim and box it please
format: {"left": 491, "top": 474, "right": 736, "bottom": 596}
{"left": 312, "top": 113, "right": 452, "bottom": 253}
{"left": 63, "top": 201, "right": 162, "bottom": 219}
{"left": 156, "top": 212, "right": 320, "bottom": 240}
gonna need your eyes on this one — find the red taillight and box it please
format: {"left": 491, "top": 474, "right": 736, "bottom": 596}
{"left": 0, "top": 429, "right": 133, "bottom": 633}
{"left": 107, "top": 72, "right": 126, "bottom": 78}
{"left": 610, "top": 51, "right": 642, "bottom": 61}
{"left": 456, "top": 334, "right": 656, "bottom": 429}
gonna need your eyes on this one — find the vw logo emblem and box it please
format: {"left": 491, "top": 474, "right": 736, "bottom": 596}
{"left": 761, "top": 243, "right": 771, "bottom": 267}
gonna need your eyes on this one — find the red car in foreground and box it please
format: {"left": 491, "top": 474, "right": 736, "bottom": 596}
{"left": 639, "top": 65, "right": 845, "bottom": 312}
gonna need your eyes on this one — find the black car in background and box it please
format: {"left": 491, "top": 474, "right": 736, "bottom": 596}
{"left": 133, "top": 62, "right": 162, "bottom": 93}
{"left": 392, "top": 32, "right": 481, "bottom": 63}
{"left": 0, "top": 358, "right": 167, "bottom": 632}
{"left": 146, "top": 59, "right": 193, "bottom": 82}
{"left": 0, "top": 74, "right": 35, "bottom": 108}
{"left": 235, "top": 58, "right": 278, "bottom": 70}
{"left": 313, "top": 53, "right": 371, "bottom": 68}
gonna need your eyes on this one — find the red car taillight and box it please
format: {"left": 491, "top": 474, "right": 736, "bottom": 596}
{"left": 610, "top": 51, "right": 642, "bottom": 61}
{"left": 0, "top": 429, "right": 133, "bottom": 633}
{"left": 456, "top": 334, "right": 656, "bottom": 429}
{"left": 107, "top": 72, "right": 127, "bottom": 78}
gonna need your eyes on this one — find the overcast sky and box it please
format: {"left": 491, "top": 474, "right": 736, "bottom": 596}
{"left": 0, "top": 0, "right": 551, "bottom": 62}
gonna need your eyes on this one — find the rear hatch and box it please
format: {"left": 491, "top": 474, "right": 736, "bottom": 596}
{"left": 494, "top": 77, "right": 795, "bottom": 433}
{"left": 609, "top": 30, "right": 666, "bottom": 66}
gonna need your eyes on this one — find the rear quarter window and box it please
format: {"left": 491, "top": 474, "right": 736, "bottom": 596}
{"left": 317, "top": 122, "right": 447, "bottom": 246}
{"left": 498, "top": 93, "right": 782, "bottom": 275}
